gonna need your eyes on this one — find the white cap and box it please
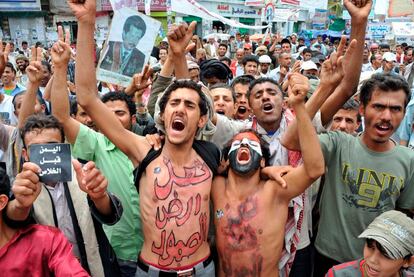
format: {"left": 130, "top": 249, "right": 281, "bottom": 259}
{"left": 298, "top": 46, "right": 307, "bottom": 54}
{"left": 259, "top": 55, "right": 272, "bottom": 64}
{"left": 301, "top": 60, "right": 318, "bottom": 71}
{"left": 382, "top": 52, "right": 396, "bottom": 62}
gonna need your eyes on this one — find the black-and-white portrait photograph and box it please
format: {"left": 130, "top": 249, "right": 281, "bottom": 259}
{"left": 97, "top": 7, "right": 161, "bottom": 86}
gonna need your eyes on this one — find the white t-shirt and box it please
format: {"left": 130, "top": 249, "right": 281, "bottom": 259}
{"left": 0, "top": 94, "right": 18, "bottom": 126}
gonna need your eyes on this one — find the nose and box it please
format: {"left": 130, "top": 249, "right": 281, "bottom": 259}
{"left": 339, "top": 119, "right": 347, "bottom": 130}
{"left": 380, "top": 108, "right": 392, "bottom": 121}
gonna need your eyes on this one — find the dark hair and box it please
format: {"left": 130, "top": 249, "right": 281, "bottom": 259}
{"left": 366, "top": 239, "right": 412, "bottom": 261}
{"left": 5, "top": 62, "right": 16, "bottom": 74}
{"left": 210, "top": 83, "right": 236, "bottom": 102}
{"left": 248, "top": 77, "right": 282, "bottom": 99}
{"left": 281, "top": 38, "right": 291, "bottom": 47}
{"left": 231, "top": 75, "right": 255, "bottom": 88}
{"left": 379, "top": 44, "right": 390, "bottom": 50}
{"left": 219, "top": 56, "right": 231, "bottom": 65}
{"left": 359, "top": 73, "right": 411, "bottom": 108}
{"left": 70, "top": 97, "right": 78, "bottom": 116}
{"left": 242, "top": 55, "right": 259, "bottom": 66}
{"left": 123, "top": 15, "right": 146, "bottom": 37}
{"left": 12, "top": 91, "right": 45, "bottom": 110}
{"left": 41, "top": 61, "right": 52, "bottom": 74}
{"left": 101, "top": 91, "right": 136, "bottom": 117}
{"left": 303, "top": 48, "right": 312, "bottom": 55}
{"left": 222, "top": 129, "right": 271, "bottom": 166}
{"left": 158, "top": 79, "right": 208, "bottom": 117}
{"left": 218, "top": 43, "right": 228, "bottom": 50}
{"left": 20, "top": 114, "right": 65, "bottom": 148}
{"left": 159, "top": 46, "right": 168, "bottom": 53}
{"left": 341, "top": 98, "right": 361, "bottom": 123}
{"left": 22, "top": 41, "right": 28, "bottom": 45}
{"left": 0, "top": 167, "right": 10, "bottom": 197}
{"left": 200, "top": 59, "right": 232, "bottom": 84}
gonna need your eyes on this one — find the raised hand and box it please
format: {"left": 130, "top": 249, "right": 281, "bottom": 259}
{"left": 12, "top": 162, "right": 42, "bottom": 209}
{"left": 0, "top": 41, "right": 10, "bottom": 75}
{"left": 261, "top": 165, "right": 294, "bottom": 189}
{"left": 344, "top": 0, "right": 372, "bottom": 23}
{"left": 73, "top": 160, "right": 108, "bottom": 201}
{"left": 67, "top": 0, "right": 96, "bottom": 24}
{"left": 319, "top": 36, "right": 356, "bottom": 88}
{"left": 168, "top": 21, "right": 197, "bottom": 56}
{"left": 291, "top": 60, "right": 301, "bottom": 74}
{"left": 124, "top": 64, "right": 153, "bottom": 97}
{"left": 51, "top": 26, "right": 72, "bottom": 68}
{"left": 287, "top": 73, "right": 309, "bottom": 106}
{"left": 26, "top": 46, "right": 45, "bottom": 85}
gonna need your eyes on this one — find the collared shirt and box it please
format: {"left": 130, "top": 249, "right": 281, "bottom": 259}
{"left": 269, "top": 66, "right": 281, "bottom": 81}
{"left": 235, "top": 63, "right": 244, "bottom": 77}
{"left": 72, "top": 124, "right": 142, "bottom": 261}
{"left": 45, "top": 182, "right": 80, "bottom": 258}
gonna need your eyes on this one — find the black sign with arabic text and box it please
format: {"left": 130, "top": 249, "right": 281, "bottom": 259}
{"left": 29, "top": 143, "right": 72, "bottom": 183}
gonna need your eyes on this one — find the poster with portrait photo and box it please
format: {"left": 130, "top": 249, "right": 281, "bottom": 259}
{"left": 97, "top": 7, "right": 161, "bottom": 87}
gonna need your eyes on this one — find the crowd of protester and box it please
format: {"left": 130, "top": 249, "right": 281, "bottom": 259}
{"left": 1, "top": 0, "right": 414, "bottom": 276}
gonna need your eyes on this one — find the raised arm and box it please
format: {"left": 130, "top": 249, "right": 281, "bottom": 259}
{"left": 68, "top": 0, "right": 149, "bottom": 166}
{"left": 281, "top": 39, "right": 350, "bottom": 150}
{"left": 276, "top": 73, "right": 325, "bottom": 201}
{"left": 18, "top": 47, "right": 44, "bottom": 129}
{"left": 50, "top": 26, "right": 81, "bottom": 144}
{"left": 168, "top": 21, "right": 197, "bottom": 79}
{"left": 147, "top": 49, "right": 175, "bottom": 117}
{"left": 319, "top": 0, "right": 371, "bottom": 124}
{"left": 0, "top": 41, "right": 9, "bottom": 77}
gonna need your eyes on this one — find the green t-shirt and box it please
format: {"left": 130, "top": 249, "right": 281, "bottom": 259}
{"left": 316, "top": 131, "right": 414, "bottom": 262}
{"left": 72, "top": 124, "right": 142, "bottom": 261}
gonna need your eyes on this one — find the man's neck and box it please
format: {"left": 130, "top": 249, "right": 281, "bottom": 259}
{"left": 3, "top": 82, "right": 15, "bottom": 89}
{"left": 258, "top": 117, "right": 282, "bottom": 134}
{"left": 360, "top": 132, "right": 395, "bottom": 152}
{"left": 227, "top": 169, "right": 261, "bottom": 198}
{"left": 0, "top": 219, "right": 18, "bottom": 249}
{"left": 162, "top": 140, "right": 195, "bottom": 166}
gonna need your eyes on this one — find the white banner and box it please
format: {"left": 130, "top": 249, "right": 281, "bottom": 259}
{"left": 300, "top": 0, "right": 327, "bottom": 11}
{"left": 245, "top": 0, "right": 265, "bottom": 6}
{"left": 171, "top": 0, "right": 268, "bottom": 29}
{"left": 273, "top": 8, "right": 300, "bottom": 22}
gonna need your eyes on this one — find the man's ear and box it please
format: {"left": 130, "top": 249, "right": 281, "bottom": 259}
{"left": 22, "top": 148, "right": 29, "bottom": 162}
{"left": 359, "top": 104, "right": 365, "bottom": 117}
{"left": 0, "top": 194, "right": 9, "bottom": 212}
{"left": 131, "top": 114, "right": 137, "bottom": 125}
{"left": 260, "top": 158, "right": 265, "bottom": 168}
{"left": 403, "top": 256, "right": 414, "bottom": 268}
{"left": 198, "top": 114, "right": 208, "bottom": 128}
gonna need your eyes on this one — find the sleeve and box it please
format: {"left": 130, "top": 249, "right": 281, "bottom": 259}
{"left": 71, "top": 124, "right": 98, "bottom": 161}
{"left": 48, "top": 228, "right": 90, "bottom": 276}
{"left": 147, "top": 74, "right": 173, "bottom": 117}
{"left": 395, "top": 107, "right": 413, "bottom": 142}
{"left": 318, "top": 131, "right": 341, "bottom": 165}
{"left": 210, "top": 115, "right": 250, "bottom": 150}
{"left": 88, "top": 192, "right": 123, "bottom": 225}
{"left": 396, "top": 164, "right": 414, "bottom": 209}
{"left": 312, "top": 111, "right": 328, "bottom": 134}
